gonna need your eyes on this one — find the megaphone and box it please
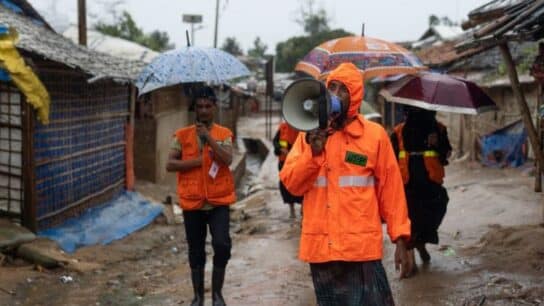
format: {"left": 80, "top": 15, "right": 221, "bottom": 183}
{"left": 281, "top": 78, "right": 342, "bottom": 131}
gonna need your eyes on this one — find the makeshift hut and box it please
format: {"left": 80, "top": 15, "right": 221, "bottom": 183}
{"left": 0, "top": 4, "right": 143, "bottom": 232}
{"left": 456, "top": 0, "right": 544, "bottom": 197}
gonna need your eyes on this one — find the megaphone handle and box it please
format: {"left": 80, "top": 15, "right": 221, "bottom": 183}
{"left": 318, "top": 87, "right": 328, "bottom": 129}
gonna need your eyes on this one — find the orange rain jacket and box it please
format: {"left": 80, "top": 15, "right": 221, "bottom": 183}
{"left": 279, "top": 63, "right": 411, "bottom": 263}
{"left": 277, "top": 122, "right": 300, "bottom": 162}
{"left": 393, "top": 123, "right": 446, "bottom": 185}
{"left": 175, "top": 124, "right": 236, "bottom": 210}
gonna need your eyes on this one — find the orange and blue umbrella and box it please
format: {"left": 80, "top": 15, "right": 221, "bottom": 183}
{"left": 295, "top": 36, "right": 426, "bottom": 80}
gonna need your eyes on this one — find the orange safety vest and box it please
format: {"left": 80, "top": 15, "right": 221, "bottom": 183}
{"left": 279, "top": 115, "right": 411, "bottom": 263}
{"left": 174, "top": 124, "right": 236, "bottom": 210}
{"left": 278, "top": 122, "right": 300, "bottom": 162}
{"left": 393, "top": 123, "right": 445, "bottom": 185}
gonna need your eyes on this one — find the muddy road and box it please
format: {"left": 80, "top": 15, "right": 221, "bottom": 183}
{"left": 0, "top": 115, "right": 543, "bottom": 306}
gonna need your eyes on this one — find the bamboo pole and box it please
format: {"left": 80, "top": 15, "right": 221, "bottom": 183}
{"left": 22, "top": 100, "right": 37, "bottom": 232}
{"left": 498, "top": 43, "right": 544, "bottom": 175}
{"left": 458, "top": 115, "right": 465, "bottom": 156}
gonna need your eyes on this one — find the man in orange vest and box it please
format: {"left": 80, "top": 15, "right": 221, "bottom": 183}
{"left": 273, "top": 121, "right": 303, "bottom": 218}
{"left": 391, "top": 106, "right": 451, "bottom": 273}
{"left": 166, "top": 86, "right": 235, "bottom": 306}
{"left": 280, "top": 63, "right": 412, "bottom": 305}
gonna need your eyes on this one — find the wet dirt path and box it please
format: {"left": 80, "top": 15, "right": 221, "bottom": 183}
{"left": 1, "top": 114, "right": 543, "bottom": 305}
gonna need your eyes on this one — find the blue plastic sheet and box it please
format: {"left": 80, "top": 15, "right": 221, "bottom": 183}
{"left": 39, "top": 191, "right": 164, "bottom": 253}
{"left": 481, "top": 120, "right": 527, "bottom": 168}
{"left": 0, "top": 0, "right": 22, "bottom": 14}
{"left": 0, "top": 24, "right": 8, "bottom": 35}
{"left": 0, "top": 68, "right": 10, "bottom": 81}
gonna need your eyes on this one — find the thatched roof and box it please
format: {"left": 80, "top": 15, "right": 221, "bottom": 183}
{"left": 458, "top": 0, "right": 544, "bottom": 51}
{"left": 0, "top": 5, "right": 145, "bottom": 82}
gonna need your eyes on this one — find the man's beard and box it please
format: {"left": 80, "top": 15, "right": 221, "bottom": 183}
{"left": 329, "top": 111, "right": 348, "bottom": 130}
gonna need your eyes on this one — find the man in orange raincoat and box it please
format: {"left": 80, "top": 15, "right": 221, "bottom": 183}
{"left": 280, "top": 63, "right": 412, "bottom": 305}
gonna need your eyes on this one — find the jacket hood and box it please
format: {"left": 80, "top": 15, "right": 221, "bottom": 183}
{"left": 326, "top": 63, "right": 364, "bottom": 118}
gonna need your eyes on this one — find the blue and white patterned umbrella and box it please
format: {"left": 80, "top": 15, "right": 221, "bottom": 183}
{"left": 136, "top": 46, "right": 250, "bottom": 95}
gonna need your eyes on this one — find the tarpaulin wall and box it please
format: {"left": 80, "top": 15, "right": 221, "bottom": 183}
{"left": 32, "top": 61, "right": 130, "bottom": 230}
{"left": 480, "top": 120, "right": 527, "bottom": 168}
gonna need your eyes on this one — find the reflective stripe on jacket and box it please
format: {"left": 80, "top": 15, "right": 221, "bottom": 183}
{"left": 393, "top": 123, "right": 445, "bottom": 185}
{"left": 278, "top": 122, "right": 300, "bottom": 162}
{"left": 175, "top": 124, "right": 236, "bottom": 210}
{"left": 279, "top": 115, "right": 411, "bottom": 263}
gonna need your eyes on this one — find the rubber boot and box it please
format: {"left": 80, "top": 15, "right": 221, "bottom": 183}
{"left": 190, "top": 268, "right": 204, "bottom": 306}
{"left": 212, "top": 267, "right": 226, "bottom": 306}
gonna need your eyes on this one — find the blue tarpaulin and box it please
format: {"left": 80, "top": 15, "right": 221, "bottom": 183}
{"left": 0, "top": 0, "right": 22, "bottom": 14}
{"left": 0, "top": 24, "right": 8, "bottom": 35}
{"left": 0, "top": 69, "right": 10, "bottom": 81}
{"left": 39, "top": 191, "right": 164, "bottom": 253}
{"left": 481, "top": 120, "right": 527, "bottom": 168}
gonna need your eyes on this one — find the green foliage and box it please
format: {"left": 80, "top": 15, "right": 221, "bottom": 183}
{"left": 94, "top": 11, "right": 174, "bottom": 52}
{"left": 274, "top": 0, "right": 354, "bottom": 72}
{"left": 295, "top": 0, "right": 330, "bottom": 36}
{"left": 247, "top": 37, "right": 268, "bottom": 58}
{"left": 275, "top": 29, "right": 353, "bottom": 72}
{"left": 221, "top": 37, "right": 244, "bottom": 56}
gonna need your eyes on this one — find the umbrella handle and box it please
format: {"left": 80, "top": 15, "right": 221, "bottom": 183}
{"left": 186, "top": 30, "right": 191, "bottom": 47}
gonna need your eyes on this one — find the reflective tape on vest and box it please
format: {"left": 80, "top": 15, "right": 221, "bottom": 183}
{"left": 279, "top": 140, "right": 288, "bottom": 148}
{"left": 338, "top": 175, "right": 375, "bottom": 187}
{"left": 423, "top": 150, "right": 439, "bottom": 157}
{"left": 399, "top": 150, "right": 439, "bottom": 158}
{"left": 314, "top": 176, "right": 327, "bottom": 187}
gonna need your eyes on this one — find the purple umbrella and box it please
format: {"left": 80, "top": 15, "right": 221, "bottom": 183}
{"left": 379, "top": 72, "right": 498, "bottom": 115}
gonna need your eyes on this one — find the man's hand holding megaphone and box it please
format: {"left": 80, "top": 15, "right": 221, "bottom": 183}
{"left": 306, "top": 128, "right": 329, "bottom": 156}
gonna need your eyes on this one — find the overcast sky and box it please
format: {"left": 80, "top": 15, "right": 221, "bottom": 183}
{"left": 28, "top": 0, "right": 491, "bottom": 52}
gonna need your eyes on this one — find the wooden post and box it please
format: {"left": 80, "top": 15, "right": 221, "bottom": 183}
{"left": 78, "top": 0, "right": 87, "bottom": 46}
{"left": 458, "top": 114, "right": 465, "bottom": 156}
{"left": 536, "top": 84, "right": 543, "bottom": 192}
{"left": 498, "top": 43, "right": 544, "bottom": 175}
{"left": 125, "top": 85, "right": 136, "bottom": 191}
{"left": 22, "top": 101, "right": 37, "bottom": 232}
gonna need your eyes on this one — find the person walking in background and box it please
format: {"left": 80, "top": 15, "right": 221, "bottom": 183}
{"left": 280, "top": 63, "right": 412, "bottom": 306}
{"left": 391, "top": 106, "right": 452, "bottom": 273}
{"left": 166, "top": 86, "right": 235, "bottom": 306}
{"left": 273, "top": 121, "right": 303, "bottom": 218}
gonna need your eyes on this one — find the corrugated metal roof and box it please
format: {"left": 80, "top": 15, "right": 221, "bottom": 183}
{"left": 0, "top": 6, "right": 145, "bottom": 81}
